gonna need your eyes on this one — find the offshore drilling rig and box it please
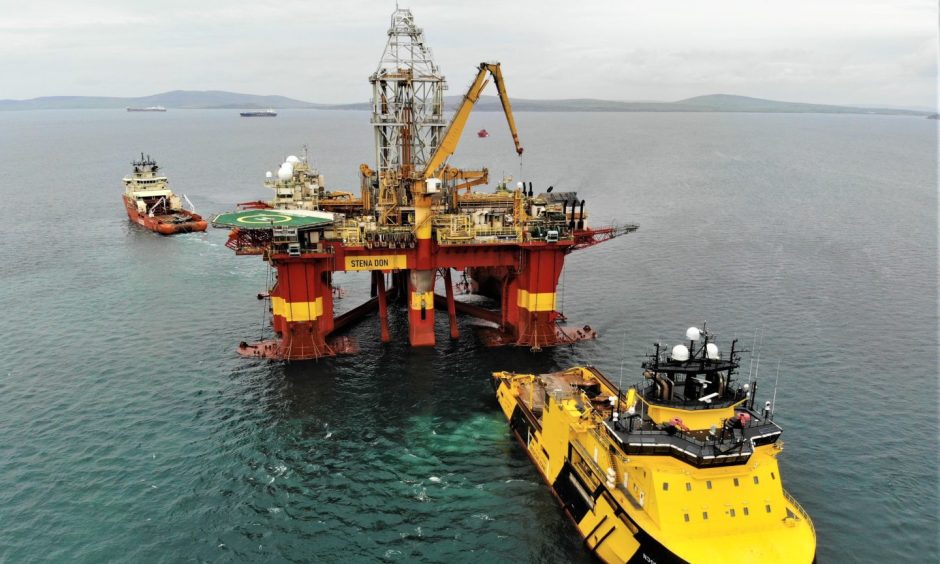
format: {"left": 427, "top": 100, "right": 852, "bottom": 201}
{"left": 214, "top": 8, "right": 637, "bottom": 360}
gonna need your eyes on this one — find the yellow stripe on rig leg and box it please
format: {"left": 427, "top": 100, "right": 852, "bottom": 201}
{"left": 517, "top": 290, "right": 557, "bottom": 312}
{"left": 271, "top": 296, "right": 324, "bottom": 322}
{"left": 410, "top": 291, "right": 435, "bottom": 310}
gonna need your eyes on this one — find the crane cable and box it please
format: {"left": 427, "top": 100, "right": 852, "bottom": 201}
{"left": 518, "top": 154, "right": 524, "bottom": 187}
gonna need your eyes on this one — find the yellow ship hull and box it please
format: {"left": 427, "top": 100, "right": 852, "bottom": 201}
{"left": 494, "top": 367, "right": 816, "bottom": 564}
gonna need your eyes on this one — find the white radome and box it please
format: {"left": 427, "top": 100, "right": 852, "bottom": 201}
{"left": 671, "top": 344, "right": 690, "bottom": 361}
{"left": 286, "top": 155, "right": 301, "bottom": 164}
{"left": 705, "top": 343, "right": 720, "bottom": 360}
{"left": 265, "top": 171, "right": 273, "bottom": 179}
{"left": 686, "top": 327, "right": 701, "bottom": 341}
{"left": 277, "top": 163, "right": 293, "bottom": 181}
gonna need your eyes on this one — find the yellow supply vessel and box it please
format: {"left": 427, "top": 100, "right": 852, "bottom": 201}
{"left": 492, "top": 326, "right": 815, "bottom": 563}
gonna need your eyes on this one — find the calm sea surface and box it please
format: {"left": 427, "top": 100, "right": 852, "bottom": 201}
{"left": 0, "top": 109, "right": 936, "bottom": 562}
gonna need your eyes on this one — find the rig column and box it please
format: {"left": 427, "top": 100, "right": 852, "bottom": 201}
{"left": 268, "top": 257, "right": 336, "bottom": 359}
{"left": 408, "top": 191, "right": 436, "bottom": 347}
{"left": 408, "top": 269, "right": 436, "bottom": 347}
{"left": 443, "top": 268, "right": 459, "bottom": 339}
{"left": 375, "top": 270, "right": 391, "bottom": 343}
{"left": 505, "top": 247, "right": 564, "bottom": 349}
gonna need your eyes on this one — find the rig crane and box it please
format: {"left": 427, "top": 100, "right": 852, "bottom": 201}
{"left": 412, "top": 62, "right": 524, "bottom": 247}
{"left": 422, "top": 62, "right": 524, "bottom": 182}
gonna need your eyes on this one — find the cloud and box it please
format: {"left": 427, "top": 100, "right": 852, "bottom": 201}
{"left": 0, "top": 0, "right": 935, "bottom": 107}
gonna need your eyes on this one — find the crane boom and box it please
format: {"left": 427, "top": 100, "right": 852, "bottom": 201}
{"left": 422, "top": 62, "right": 523, "bottom": 180}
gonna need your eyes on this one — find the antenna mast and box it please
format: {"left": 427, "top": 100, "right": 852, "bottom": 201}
{"left": 616, "top": 329, "right": 628, "bottom": 421}
{"left": 770, "top": 361, "right": 781, "bottom": 420}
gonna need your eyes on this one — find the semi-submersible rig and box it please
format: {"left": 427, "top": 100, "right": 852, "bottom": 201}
{"left": 214, "top": 9, "right": 637, "bottom": 360}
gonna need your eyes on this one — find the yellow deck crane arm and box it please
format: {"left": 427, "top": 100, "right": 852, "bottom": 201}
{"left": 422, "top": 62, "right": 523, "bottom": 180}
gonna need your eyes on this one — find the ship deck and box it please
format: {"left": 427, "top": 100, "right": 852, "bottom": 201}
{"left": 150, "top": 212, "right": 201, "bottom": 223}
{"left": 517, "top": 367, "right": 617, "bottom": 419}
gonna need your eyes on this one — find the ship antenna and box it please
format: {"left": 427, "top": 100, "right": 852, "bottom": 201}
{"left": 748, "top": 325, "right": 764, "bottom": 390}
{"left": 616, "top": 328, "right": 627, "bottom": 421}
{"left": 746, "top": 327, "right": 758, "bottom": 383}
{"left": 753, "top": 343, "right": 762, "bottom": 385}
{"left": 770, "top": 361, "right": 781, "bottom": 420}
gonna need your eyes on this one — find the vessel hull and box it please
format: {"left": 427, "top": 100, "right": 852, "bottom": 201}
{"left": 493, "top": 368, "right": 817, "bottom": 564}
{"left": 504, "top": 420, "right": 687, "bottom": 564}
{"left": 123, "top": 195, "right": 208, "bottom": 235}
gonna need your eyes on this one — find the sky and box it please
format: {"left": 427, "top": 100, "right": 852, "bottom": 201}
{"left": 0, "top": 0, "right": 936, "bottom": 108}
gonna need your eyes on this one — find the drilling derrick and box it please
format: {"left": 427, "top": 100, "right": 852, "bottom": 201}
{"left": 367, "top": 8, "right": 450, "bottom": 346}
{"left": 368, "top": 8, "right": 446, "bottom": 225}
{"left": 216, "top": 7, "right": 638, "bottom": 360}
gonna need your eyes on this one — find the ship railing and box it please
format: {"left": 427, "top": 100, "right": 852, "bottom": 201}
{"left": 638, "top": 383, "right": 749, "bottom": 411}
{"left": 619, "top": 428, "right": 710, "bottom": 448}
{"left": 784, "top": 489, "right": 816, "bottom": 542}
{"left": 611, "top": 425, "right": 754, "bottom": 468}
{"left": 624, "top": 421, "right": 774, "bottom": 447}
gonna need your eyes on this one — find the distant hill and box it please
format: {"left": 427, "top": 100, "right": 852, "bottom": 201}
{"left": 0, "top": 90, "right": 324, "bottom": 110}
{"left": 673, "top": 94, "right": 924, "bottom": 115}
{"left": 337, "top": 93, "right": 929, "bottom": 116}
{"left": 332, "top": 96, "right": 687, "bottom": 112}
{"left": 0, "top": 90, "right": 929, "bottom": 116}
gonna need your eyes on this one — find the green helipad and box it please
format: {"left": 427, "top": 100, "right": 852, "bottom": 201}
{"left": 212, "top": 209, "right": 335, "bottom": 229}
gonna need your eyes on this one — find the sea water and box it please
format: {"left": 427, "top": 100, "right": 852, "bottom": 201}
{"left": 0, "top": 109, "right": 936, "bottom": 562}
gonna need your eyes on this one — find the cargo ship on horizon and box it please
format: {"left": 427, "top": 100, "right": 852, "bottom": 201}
{"left": 122, "top": 154, "right": 207, "bottom": 235}
{"left": 126, "top": 106, "right": 166, "bottom": 112}
{"left": 240, "top": 109, "right": 277, "bottom": 117}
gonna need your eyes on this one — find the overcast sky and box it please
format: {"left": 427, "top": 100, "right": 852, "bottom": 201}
{"left": 1, "top": 0, "right": 936, "bottom": 108}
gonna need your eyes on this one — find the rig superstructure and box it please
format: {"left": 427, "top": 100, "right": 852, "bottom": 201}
{"left": 214, "top": 8, "right": 637, "bottom": 360}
